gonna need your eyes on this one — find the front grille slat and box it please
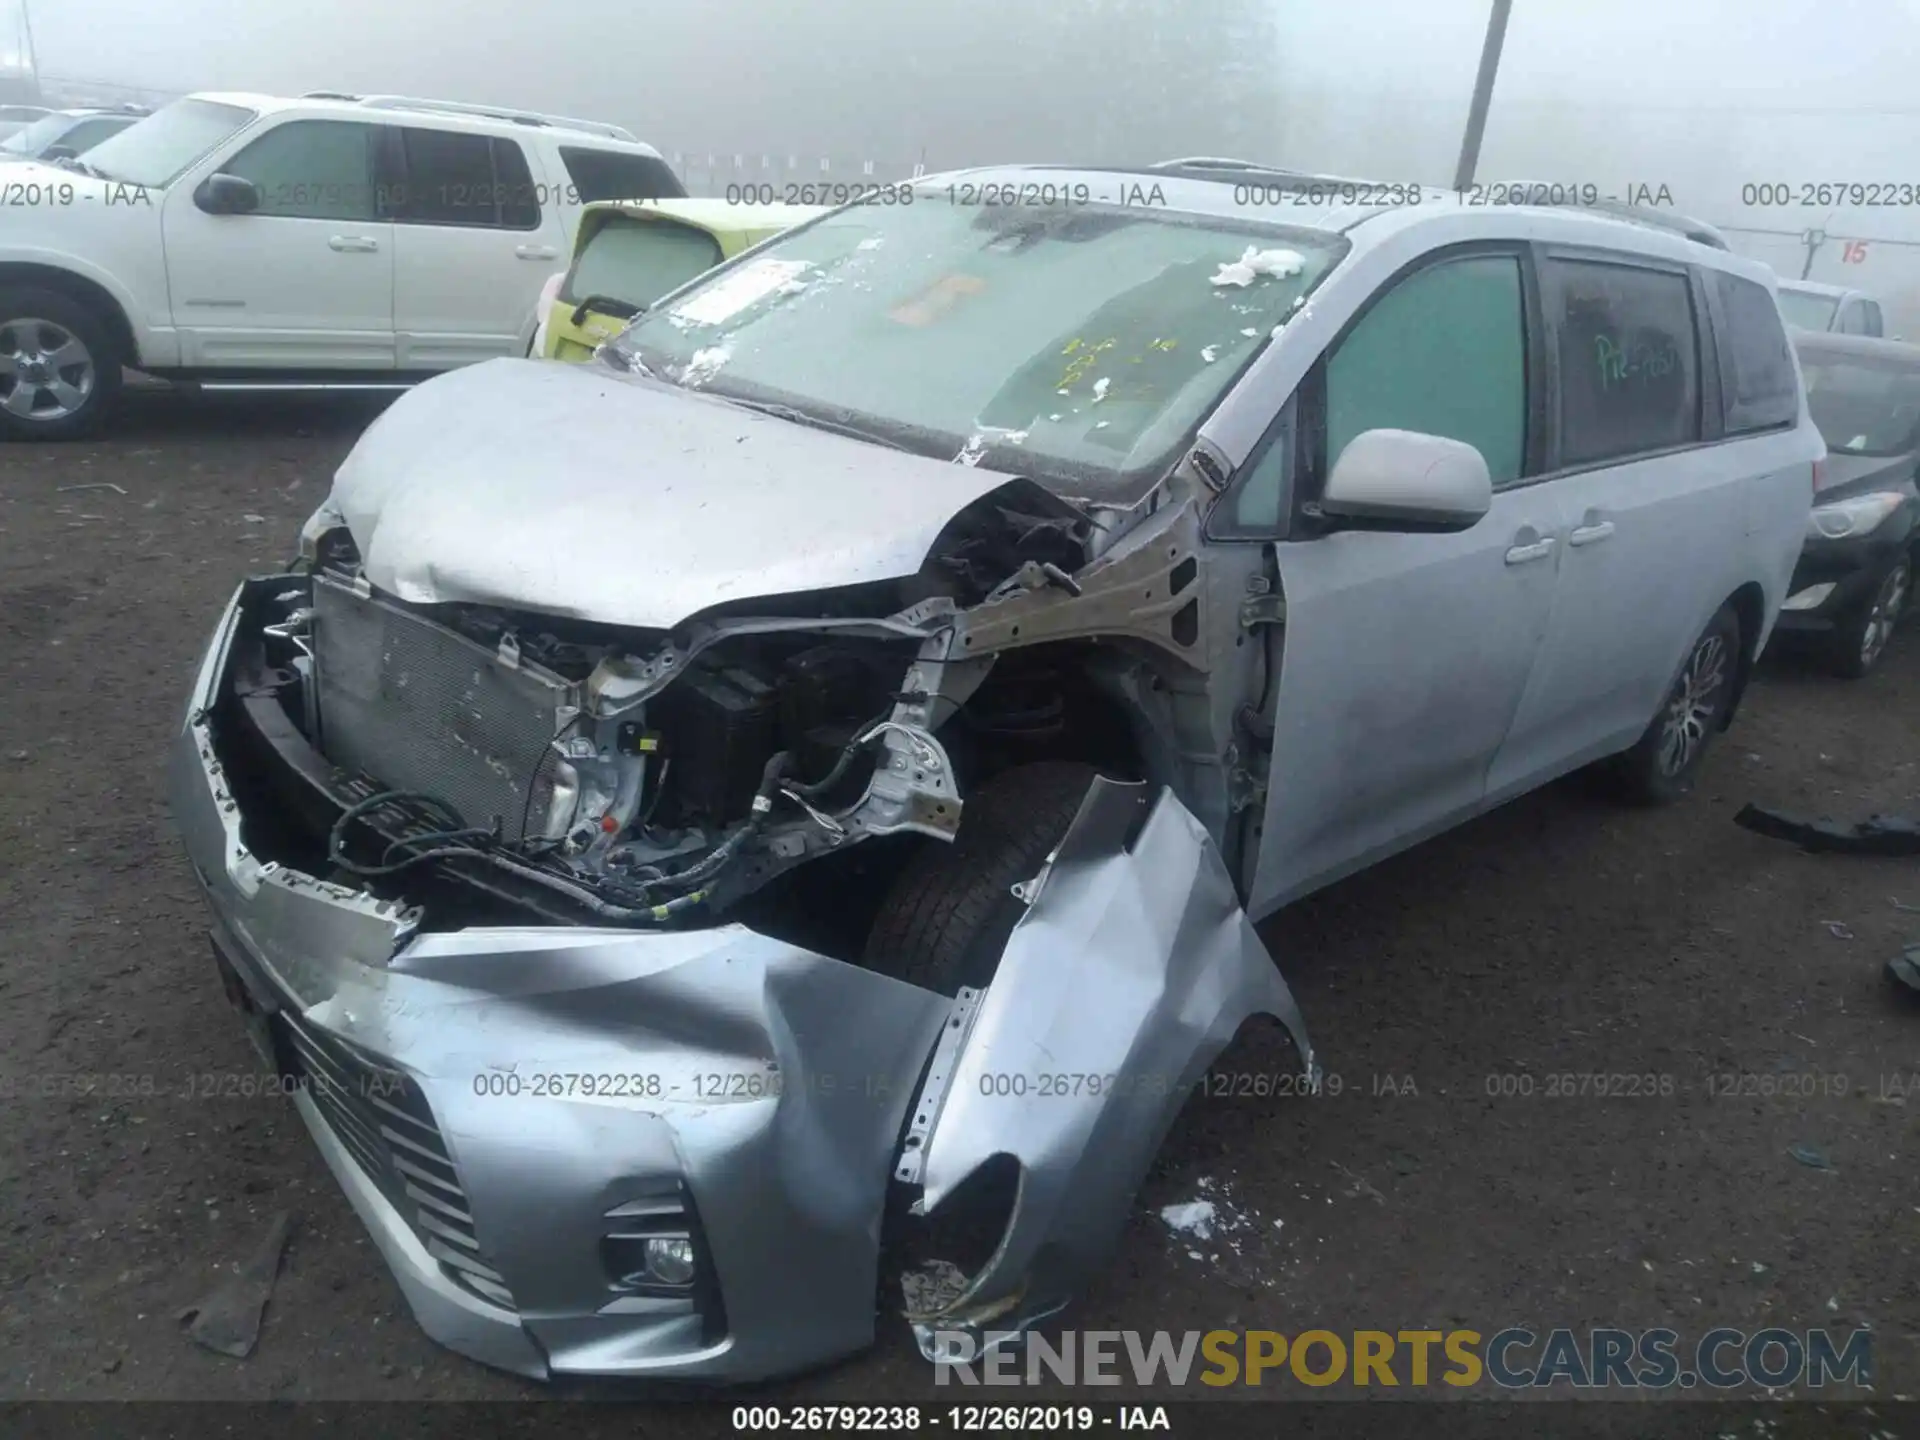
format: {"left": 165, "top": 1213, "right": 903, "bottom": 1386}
{"left": 275, "top": 1009, "right": 515, "bottom": 1312}
{"left": 310, "top": 572, "right": 578, "bottom": 843}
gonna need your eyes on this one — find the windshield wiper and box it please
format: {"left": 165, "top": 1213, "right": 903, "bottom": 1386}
{"left": 710, "top": 395, "right": 915, "bottom": 453}
{"left": 55, "top": 157, "right": 109, "bottom": 179}
{"left": 569, "top": 294, "right": 641, "bottom": 325}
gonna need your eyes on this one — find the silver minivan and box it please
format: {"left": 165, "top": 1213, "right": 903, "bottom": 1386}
{"left": 168, "top": 164, "right": 1820, "bottom": 1383}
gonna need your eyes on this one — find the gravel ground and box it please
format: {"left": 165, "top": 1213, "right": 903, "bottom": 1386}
{"left": 1, "top": 392, "right": 1916, "bottom": 1408}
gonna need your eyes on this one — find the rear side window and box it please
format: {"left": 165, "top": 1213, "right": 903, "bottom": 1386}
{"left": 1547, "top": 258, "right": 1700, "bottom": 466}
{"left": 1324, "top": 254, "right": 1527, "bottom": 488}
{"left": 562, "top": 218, "right": 723, "bottom": 312}
{"left": 1863, "top": 302, "right": 1886, "bottom": 337}
{"left": 559, "top": 147, "right": 686, "bottom": 203}
{"left": 1713, "top": 271, "right": 1799, "bottom": 435}
{"left": 390, "top": 128, "right": 540, "bottom": 230}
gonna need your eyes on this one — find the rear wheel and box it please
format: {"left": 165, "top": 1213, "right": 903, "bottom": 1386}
{"left": 1825, "top": 557, "right": 1909, "bottom": 679}
{"left": 1607, "top": 603, "right": 1741, "bottom": 805}
{"left": 0, "top": 287, "right": 123, "bottom": 441}
{"left": 861, "top": 762, "right": 1101, "bottom": 996}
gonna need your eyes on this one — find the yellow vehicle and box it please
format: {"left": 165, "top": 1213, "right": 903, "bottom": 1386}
{"left": 534, "top": 198, "right": 826, "bottom": 361}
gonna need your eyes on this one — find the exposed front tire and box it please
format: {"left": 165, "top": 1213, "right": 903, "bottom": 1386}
{"left": 861, "top": 762, "right": 1101, "bottom": 996}
{"left": 1825, "top": 557, "right": 1909, "bottom": 679}
{"left": 0, "top": 287, "right": 123, "bottom": 441}
{"left": 1607, "top": 603, "right": 1742, "bottom": 806}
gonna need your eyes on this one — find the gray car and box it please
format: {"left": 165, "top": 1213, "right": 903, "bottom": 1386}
{"left": 1775, "top": 332, "right": 1920, "bottom": 674}
{"left": 168, "top": 162, "right": 1820, "bottom": 1383}
{"left": 1777, "top": 278, "right": 1886, "bottom": 337}
{"left": 0, "top": 106, "right": 144, "bottom": 163}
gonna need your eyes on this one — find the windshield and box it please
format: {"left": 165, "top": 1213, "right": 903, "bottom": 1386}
{"left": 563, "top": 217, "right": 724, "bottom": 313}
{"left": 0, "top": 113, "right": 71, "bottom": 156}
{"left": 608, "top": 194, "right": 1347, "bottom": 496}
{"left": 79, "top": 98, "right": 255, "bottom": 188}
{"left": 1777, "top": 288, "right": 1840, "bottom": 332}
{"left": 1802, "top": 358, "right": 1920, "bottom": 455}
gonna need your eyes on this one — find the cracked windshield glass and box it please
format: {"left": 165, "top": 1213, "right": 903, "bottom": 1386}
{"left": 610, "top": 198, "right": 1343, "bottom": 491}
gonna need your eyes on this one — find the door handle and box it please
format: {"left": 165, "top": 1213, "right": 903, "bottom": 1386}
{"left": 1569, "top": 519, "right": 1616, "bottom": 547}
{"left": 514, "top": 245, "right": 559, "bottom": 260}
{"left": 1505, "top": 535, "right": 1556, "bottom": 565}
{"left": 328, "top": 235, "right": 380, "bottom": 253}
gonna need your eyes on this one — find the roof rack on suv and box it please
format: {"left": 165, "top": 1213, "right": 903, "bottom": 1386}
{"left": 1149, "top": 156, "right": 1419, "bottom": 193}
{"left": 301, "top": 91, "right": 362, "bottom": 102}
{"left": 350, "top": 94, "right": 638, "bottom": 143}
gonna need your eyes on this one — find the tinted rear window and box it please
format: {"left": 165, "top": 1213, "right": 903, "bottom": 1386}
{"left": 560, "top": 147, "right": 686, "bottom": 203}
{"left": 1802, "top": 357, "right": 1920, "bottom": 456}
{"left": 1714, "top": 272, "right": 1800, "bottom": 435}
{"left": 561, "top": 217, "right": 723, "bottom": 312}
{"left": 1548, "top": 258, "right": 1701, "bottom": 466}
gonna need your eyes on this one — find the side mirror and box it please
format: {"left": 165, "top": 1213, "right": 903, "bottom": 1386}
{"left": 1318, "top": 428, "right": 1493, "bottom": 531}
{"left": 193, "top": 172, "right": 261, "bottom": 215}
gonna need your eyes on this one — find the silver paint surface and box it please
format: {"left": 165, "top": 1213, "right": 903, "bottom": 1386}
{"left": 327, "top": 357, "right": 1020, "bottom": 629}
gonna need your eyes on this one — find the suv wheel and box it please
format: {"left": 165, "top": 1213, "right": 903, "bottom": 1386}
{"left": 0, "top": 287, "right": 123, "bottom": 441}
{"left": 1607, "top": 603, "right": 1741, "bottom": 806}
{"left": 862, "top": 762, "right": 1101, "bottom": 996}
{"left": 1827, "top": 557, "right": 1909, "bottom": 679}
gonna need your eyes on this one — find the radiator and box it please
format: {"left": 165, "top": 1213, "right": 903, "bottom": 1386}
{"left": 310, "top": 572, "right": 575, "bottom": 842}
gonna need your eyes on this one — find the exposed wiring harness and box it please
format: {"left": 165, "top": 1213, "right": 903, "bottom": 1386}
{"left": 328, "top": 711, "right": 913, "bottom": 923}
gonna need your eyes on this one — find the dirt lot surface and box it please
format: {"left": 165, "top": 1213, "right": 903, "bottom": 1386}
{"left": 1, "top": 393, "right": 1917, "bottom": 1415}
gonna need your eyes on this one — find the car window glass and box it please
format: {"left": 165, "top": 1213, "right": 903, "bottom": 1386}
{"left": 1774, "top": 289, "right": 1838, "bottom": 332}
{"left": 222, "top": 120, "right": 379, "bottom": 221}
{"left": 1548, "top": 258, "right": 1700, "bottom": 466}
{"left": 1713, "top": 271, "right": 1799, "bottom": 434}
{"left": 391, "top": 127, "right": 535, "bottom": 229}
{"left": 1325, "top": 254, "right": 1526, "bottom": 488}
{"left": 58, "top": 118, "right": 127, "bottom": 153}
{"left": 1801, "top": 358, "right": 1920, "bottom": 455}
{"left": 1231, "top": 400, "right": 1294, "bottom": 531}
{"left": 1837, "top": 301, "right": 1868, "bottom": 335}
{"left": 560, "top": 147, "right": 687, "bottom": 203}
{"left": 1864, "top": 303, "right": 1885, "bottom": 337}
{"left": 564, "top": 218, "right": 723, "bottom": 312}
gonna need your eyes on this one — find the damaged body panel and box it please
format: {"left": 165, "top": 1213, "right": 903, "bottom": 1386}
{"left": 169, "top": 164, "right": 1814, "bottom": 1384}
{"left": 902, "top": 778, "right": 1311, "bottom": 1354}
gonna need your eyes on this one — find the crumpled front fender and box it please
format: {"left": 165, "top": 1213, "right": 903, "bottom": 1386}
{"left": 902, "top": 778, "right": 1312, "bottom": 1356}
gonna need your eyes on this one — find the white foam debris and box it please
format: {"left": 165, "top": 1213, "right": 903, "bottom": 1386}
{"left": 680, "top": 345, "right": 731, "bottom": 387}
{"left": 857, "top": 237, "right": 885, "bottom": 250}
{"left": 1201, "top": 345, "right": 1219, "bottom": 363}
{"left": 1211, "top": 246, "right": 1308, "bottom": 287}
{"left": 1240, "top": 327, "right": 1259, "bottom": 338}
{"left": 1160, "top": 1201, "right": 1216, "bottom": 1240}
{"left": 1092, "top": 377, "right": 1111, "bottom": 402}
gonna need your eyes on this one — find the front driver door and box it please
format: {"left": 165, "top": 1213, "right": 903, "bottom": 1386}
{"left": 161, "top": 118, "right": 396, "bottom": 368}
{"left": 1247, "top": 247, "right": 1563, "bottom": 918}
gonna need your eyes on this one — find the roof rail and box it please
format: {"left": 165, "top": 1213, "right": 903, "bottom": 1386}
{"left": 351, "top": 94, "right": 637, "bottom": 143}
{"left": 1497, "top": 185, "right": 1730, "bottom": 250}
{"left": 302, "top": 90, "right": 361, "bottom": 101}
{"left": 1149, "top": 156, "right": 1408, "bottom": 192}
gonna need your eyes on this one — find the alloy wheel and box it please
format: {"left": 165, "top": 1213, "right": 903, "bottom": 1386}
{"left": 1859, "top": 562, "right": 1910, "bottom": 670}
{"left": 0, "top": 317, "right": 96, "bottom": 422}
{"left": 1656, "top": 632, "right": 1729, "bottom": 778}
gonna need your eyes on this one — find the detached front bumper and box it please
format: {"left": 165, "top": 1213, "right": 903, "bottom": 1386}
{"left": 167, "top": 580, "right": 1312, "bottom": 1383}
{"left": 167, "top": 587, "right": 952, "bottom": 1381}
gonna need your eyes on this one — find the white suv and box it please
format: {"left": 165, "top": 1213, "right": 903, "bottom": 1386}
{"left": 0, "top": 91, "right": 682, "bottom": 438}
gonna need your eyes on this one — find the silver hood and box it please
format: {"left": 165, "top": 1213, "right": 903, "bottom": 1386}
{"left": 327, "top": 358, "right": 1020, "bottom": 629}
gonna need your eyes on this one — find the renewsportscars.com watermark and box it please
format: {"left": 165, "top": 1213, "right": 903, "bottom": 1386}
{"left": 928, "top": 1327, "right": 1873, "bottom": 1390}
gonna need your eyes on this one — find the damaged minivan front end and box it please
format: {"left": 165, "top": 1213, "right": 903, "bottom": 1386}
{"left": 167, "top": 176, "right": 1328, "bottom": 1381}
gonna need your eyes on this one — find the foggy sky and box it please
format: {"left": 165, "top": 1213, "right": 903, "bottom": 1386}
{"left": 25, "top": 0, "right": 1920, "bottom": 313}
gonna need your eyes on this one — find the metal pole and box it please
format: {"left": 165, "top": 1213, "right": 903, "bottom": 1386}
{"left": 1453, "top": 0, "right": 1514, "bottom": 193}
